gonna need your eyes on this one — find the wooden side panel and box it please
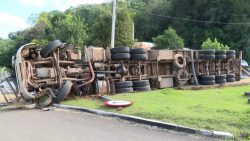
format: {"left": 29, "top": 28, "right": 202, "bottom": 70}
{"left": 148, "top": 50, "right": 173, "bottom": 61}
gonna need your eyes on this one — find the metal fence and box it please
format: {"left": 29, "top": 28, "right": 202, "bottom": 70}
{"left": 0, "top": 71, "right": 18, "bottom": 104}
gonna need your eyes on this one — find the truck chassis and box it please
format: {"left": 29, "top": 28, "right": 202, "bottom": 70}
{"left": 13, "top": 40, "right": 241, "bottom": 107}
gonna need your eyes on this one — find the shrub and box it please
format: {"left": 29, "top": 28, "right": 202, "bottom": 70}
{"left": 201, "top": 38, "right": 230, "bottom": 50}
{"left": 153, "top": 27, "right": 184, "bottom": 50}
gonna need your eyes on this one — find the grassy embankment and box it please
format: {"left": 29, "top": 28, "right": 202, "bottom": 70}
{"left": 64, "top": 85, "right": 250, "bottom": 140}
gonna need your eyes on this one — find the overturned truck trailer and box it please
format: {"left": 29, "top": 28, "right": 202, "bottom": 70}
{"left": 13, "top": 40, "right": 241, "bottom": 107}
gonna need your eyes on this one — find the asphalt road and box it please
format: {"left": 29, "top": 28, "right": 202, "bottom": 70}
{"left": 0, "top": 109, "right": 216, "bottom": 141}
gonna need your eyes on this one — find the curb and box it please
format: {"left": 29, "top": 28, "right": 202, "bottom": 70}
{"left": 0, "top": 104, "right": 23, "bottom": 111}
{"left": 54, "top": 104, "right": 234, "bottom": 139}
{"left": 0, "top": 103, "right": 37, "bottom": 111}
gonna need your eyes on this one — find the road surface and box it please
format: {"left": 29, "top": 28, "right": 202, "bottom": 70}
{"left": 0, "top": 109, "right": 216, "bottom": 141}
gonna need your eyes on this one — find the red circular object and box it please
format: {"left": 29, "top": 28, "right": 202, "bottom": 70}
{"left": 104, "top": 100, "right": 133, "bottom": 107}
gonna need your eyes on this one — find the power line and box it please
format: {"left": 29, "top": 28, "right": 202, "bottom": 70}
{"left": 130, "top": 8, "right": 250, "bottom": 25}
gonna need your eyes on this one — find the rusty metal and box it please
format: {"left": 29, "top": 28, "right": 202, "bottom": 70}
{"left": 78, "top": 47, "right": 95, "bottom": 87}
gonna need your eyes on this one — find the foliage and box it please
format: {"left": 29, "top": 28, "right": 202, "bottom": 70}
{"left": 127, "top": 0, "right": 171, "bottom": 41}
{"left": 169, "top": 0, "right": 250, "bottom": 61}
{"left": 66, "top": 4, "right": 107, "bottom": 47}
{"left": 153, "top": 27, "right": 184, "bottom": 49}
{"left": 72, "top": 3, "right": 134, "bottom": 48}
{"left": 201, "top": 38, "right": 230, "bottom": 50}
{"left": 0, "top": 39, "right": 15, "bottom": 68}
{"left": 9, "top": 29, "right": 33, "bottom": 49}
{"left": 4, "top": 0, "right": 250, "bottom": 64}
{"left": 3, "top": 2, "right": 136, "bottom": 68}
{"left": 89, "top": 6, "right": 112, "bottom": 48}
{"left": 0, "top": 67, "right": 7, "bottom": 74}
{"left": 32, "top": 11, "right": 88, "bottom": 47}
{"left": 127, "top": 0, "right": 250, "bottom": 61}
{"left": 9, "top": 11, "right": 88, "bottom": 49}
{"left": 64, "top": 85, "right": 250, "bottom": 140}
{"left": 115, "top": 7, "right": 134, "bottom": 47}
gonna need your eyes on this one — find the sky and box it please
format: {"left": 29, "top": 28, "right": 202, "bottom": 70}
{"left": 0, "top": 0, "right": 109, "bottom": 39}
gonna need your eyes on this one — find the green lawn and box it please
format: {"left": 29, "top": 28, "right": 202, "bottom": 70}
{"left": 64, "top": 85, "right": 250, "bottom": 140}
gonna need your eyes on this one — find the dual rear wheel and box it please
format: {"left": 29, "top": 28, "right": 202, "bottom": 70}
{"left": 111, "top": 47, "right": 148, "bottom": 61}
{"left": 199, "top": 50, "right": 236, "bottom": 60}
{"left": 115, "top": 80, "right": 151, "bottom": 94}
{"left": 200, "top": 73, "right": 235, "bottom": 85}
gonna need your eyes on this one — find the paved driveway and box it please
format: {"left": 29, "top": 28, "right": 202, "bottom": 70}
{"left": 0, "top": 109, "right": 216, "bottom": 141}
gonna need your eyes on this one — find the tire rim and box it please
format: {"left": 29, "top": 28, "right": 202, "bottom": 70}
{"left": 104, "top": 100, "right": 133, "bottom": 107}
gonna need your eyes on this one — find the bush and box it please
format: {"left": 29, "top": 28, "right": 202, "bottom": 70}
{"left": 153, "top": 27, "right": 184, "bottom": 50}
{"left": 201, "top": 38, "right": 230, "bottom": 50}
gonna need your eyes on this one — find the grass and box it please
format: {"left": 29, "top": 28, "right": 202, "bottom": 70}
{"left": 64, "top": 85, "right": 250, "bottom": 140}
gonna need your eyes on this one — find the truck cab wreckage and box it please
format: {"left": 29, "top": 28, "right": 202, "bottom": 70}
{"left": 10, "top": 40, "right": 241, "bottom": 108}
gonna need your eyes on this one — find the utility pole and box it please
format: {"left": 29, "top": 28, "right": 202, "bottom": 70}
{"left": 111, "top": 0, "right": 116, "bottom": 48}
{"left": 132, "top": 22, "right": 134, "bottom": 41}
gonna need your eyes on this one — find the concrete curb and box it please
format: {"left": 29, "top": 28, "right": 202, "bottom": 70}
{"left": 54, "top": 104, "right": 234, "bottom": 139}
{"left": 0, "top": 104, "right": 23, "bottom": 111}
{"left": 0, "top": 103, "right": 38, "bottom": 111}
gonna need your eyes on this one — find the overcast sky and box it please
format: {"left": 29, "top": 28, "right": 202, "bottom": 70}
{"left": 0, "top": 0, "right": 109, "bottom": 39}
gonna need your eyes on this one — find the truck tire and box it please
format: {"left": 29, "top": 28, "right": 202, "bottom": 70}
{"left": 176, "top": 69, "right": 190, "bottom": 81}
{"left": 226, "top": 78, "right": 235, "bottom": 82}
{"left": 199, "top": 50, "right": 215, "bottom": 55}
{"left": 115, "top": 81, "right": 133, "bottom": 89}
{"left": 130, "top": 48, "right": 147, "bottom": 54}
{"left": 200, "top": 80, "right": 215, "bottom": 85}
{"left": 133, "top": 86, "right": 151, "bottom": 92}
{"left": 36, "top": 94, "right": 53, "bottom": 108}
{"left": 173, "top": 54, "right": 186, "bottom": 68}
{"left": 215, "top": 79, "right": 226, "bottom": 84}
{"left": 111, "top": 46, "right": 130, "bottom": 54}
{"left": 226, "top": 50, "right": 236, "bottom": 55}
{"left": 226, "top": 73, "right": 235, "bottom": 79}
{"left": 111, "top": 53, "right": 130, "bottom": 60}
{"left": 244, "top": 92, "right": 250, "bottom": 96}
{"left": 131, "top": 54, "right": 148, "bottom": 61}
{"left": 199, "top": 54, "right": 215, "bottom": 60}
{"left": 55, "top": 81, "right": 73, "bottom": 102}
{"left": 40, "top": 40, "right": 62, "bottom": 58}
{"left": 116, "top": 87, "right": 133, "bottom": 93}
{"left": 133, "top": 80, "right": 150, "bottom": 87}
{"left": 215, "top": 50, "right": 226, "bottom": 55}
{"left": 215, "top": 55, "right": 227, "bottom": 59}
{"left": 227, "top": 54, "right": 235, "bottom": 59}
{"left": 200, "top": 75, "right": 215, "bottom": 81}
{"left": 215, "top": 74, "right": 226, "bottom": 80}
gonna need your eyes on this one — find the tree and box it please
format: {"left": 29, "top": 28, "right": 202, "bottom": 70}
{"left": 0, "top": 39, "right": 15, "bottom": 68}
{"left": 153, "top": 27, "right": 184, "bottom": 49}
{"left": 126, "top": 0, "right": 171, "bottom": 42}
{"left": 7, "top": 0, "right": 250, "bottom": 63}
{"left": 82, "top": 3, "right": 134, "bottom": 48}
{"left": 9, "top": 11, "right": 89, "bottom": 49}
{"left": 9, "top": 28, "right": 34, "bottom": 49}
{"left": 170, "top": 0, "right": 229, "bottom": 48}
{"left": 32, "top": 11, "right": 88, "bottom": 46}
{"left": 49, "top": 11, "right": 88, "bottom": 45}
{"left": 89, "top": 6, "right": 112, "bottom": 48}
{"left": 115, "top": 8, "right": 134, "bottom": 47}
{"left": 170, "top": 0, "right": 250, "bottom": 59}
